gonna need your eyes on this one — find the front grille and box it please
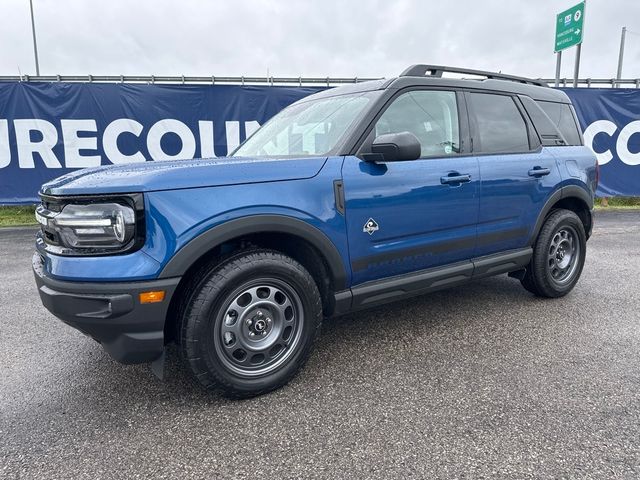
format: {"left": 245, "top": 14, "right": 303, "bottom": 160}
{"left": 36, "top": 206, "right": 61, "bottom": 247}
{"left": 37, "top": 195, "right": 70, "bottom": 247}
{"left": 41, "top": 199, "right": 63, "bottom": 212}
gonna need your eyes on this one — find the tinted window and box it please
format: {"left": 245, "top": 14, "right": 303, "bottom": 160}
{"left": 374, "top": 90, "right": 460, "bottom": 157}
{"left": 538, "top": 101, "right": 582, "bottom": 146}
{"left": 519, "top": 95, "right": 563, "bottom": 145}
{"left": 468, "top": 93, "right": 530, "bottom": 154}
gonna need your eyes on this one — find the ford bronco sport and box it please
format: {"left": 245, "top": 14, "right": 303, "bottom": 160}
{"left": 33, "top": 65, "right": 598, "bottom": 398}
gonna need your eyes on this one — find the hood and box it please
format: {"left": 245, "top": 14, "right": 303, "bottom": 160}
{"left": 40, "top": 156, "right": 328, "bottom": 196}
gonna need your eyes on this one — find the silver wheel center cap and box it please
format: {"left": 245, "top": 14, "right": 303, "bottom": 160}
{"left": 254, "top": 319, "right": 266, "bottom": 332}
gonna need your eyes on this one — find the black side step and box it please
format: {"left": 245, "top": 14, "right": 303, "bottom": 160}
{"left": 334, "top": 247, "right": 533, "bottom": 315}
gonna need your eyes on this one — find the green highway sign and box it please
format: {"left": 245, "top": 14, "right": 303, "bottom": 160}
{"left": 555, "top": 1, "right": 585, "bottom": 52}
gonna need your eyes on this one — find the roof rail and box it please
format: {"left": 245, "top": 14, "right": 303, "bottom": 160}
{"left": 400, "top": 64, "right": 548, "bottom": 87}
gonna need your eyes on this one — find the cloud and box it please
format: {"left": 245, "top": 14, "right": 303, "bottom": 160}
{"left": 0, "top": 0, "right": 637, "bottom": 80}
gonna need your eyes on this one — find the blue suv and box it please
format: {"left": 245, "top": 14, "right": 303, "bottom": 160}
{"left": 33, "top": 65, "right": 598, "bottom": 397}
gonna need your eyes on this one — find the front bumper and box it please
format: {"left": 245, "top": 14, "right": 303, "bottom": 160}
{"left": 33, "top": 252, "right": 180, "bottom": 364}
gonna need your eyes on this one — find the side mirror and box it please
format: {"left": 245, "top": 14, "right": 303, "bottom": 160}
{"left": 369, "top": 132, "right": 421, "bottom": 162}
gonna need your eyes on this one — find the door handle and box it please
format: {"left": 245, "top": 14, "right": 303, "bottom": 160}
{"left": 441, "top": 173, "right": 471, "bottom": 185}
{"left": 528, "top": 167, "right": 551, "bottom": 177}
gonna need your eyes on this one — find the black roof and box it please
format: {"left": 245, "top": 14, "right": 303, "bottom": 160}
{"left": 302, "top": 65, "right": 569, "bottom": 104}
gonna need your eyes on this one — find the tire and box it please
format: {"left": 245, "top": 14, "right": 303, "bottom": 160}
{"left": 180, "top": 249, "right": 322, "bottom": 398}
{"left": 521, "top": 208, "right": 587, "bottom": 298}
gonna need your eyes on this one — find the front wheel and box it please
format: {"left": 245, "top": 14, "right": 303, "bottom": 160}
{"left": 180, "top": 250, "right": 322, "bottom": 398}
{"left": 521, "top": 209, "right": 587, "bottom": 298}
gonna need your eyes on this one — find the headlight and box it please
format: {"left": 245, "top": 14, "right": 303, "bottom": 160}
{"left": 36, "top": 195, "right": 144, "bottom": 255}
{"left": 51, "top": 203, "right": 135, "bottom": 248}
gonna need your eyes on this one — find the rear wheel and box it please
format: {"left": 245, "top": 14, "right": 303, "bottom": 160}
{"left": 521, "top": 209, "right": 586, "bottom": 298}
{"left": 180, "top": 250, "right": 322, "bottom": 398}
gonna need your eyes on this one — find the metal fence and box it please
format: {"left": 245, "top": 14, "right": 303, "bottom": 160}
{"left": 0, "top": 74, "right": 639, "bottom": 88}
{"left": 0, "top": 75, "right": 380, "bottom": 86}
{"left": 542, "top": 78, "right": 640, "bottom": 88}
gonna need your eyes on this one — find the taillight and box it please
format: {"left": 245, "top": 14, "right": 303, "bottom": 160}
{"left": 595, "top": 160, "right": 600, "bottom": 188}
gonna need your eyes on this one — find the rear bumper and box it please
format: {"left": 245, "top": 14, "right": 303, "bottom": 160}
{"left": 32, "top": 252, "right": 180, "bottom": 364}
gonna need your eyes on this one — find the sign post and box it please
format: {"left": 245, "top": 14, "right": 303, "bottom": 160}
{"left": 555, "top": 51, "right": 562, "bottom": 87}
{"left": 616, "top": 27, "right": 627, "bottom": 88}
{"left": 554, "top": 1, "right": 586, "bottom": 87}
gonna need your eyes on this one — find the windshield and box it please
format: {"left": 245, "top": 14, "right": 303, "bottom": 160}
{"left": 232, "top": 92, "right": 377, "bottom": 157}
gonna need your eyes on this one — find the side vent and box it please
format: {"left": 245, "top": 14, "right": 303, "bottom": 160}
{"left": 333, "top": 180, "right": 345, "bottom": 215}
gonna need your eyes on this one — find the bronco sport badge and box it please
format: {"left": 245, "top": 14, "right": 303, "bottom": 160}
{"left": 363, "top": 218, "right": 379, "bottom": 235}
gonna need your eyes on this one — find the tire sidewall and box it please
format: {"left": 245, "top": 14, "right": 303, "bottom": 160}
{"left": 533, "top": 209, "right": 587, "bottom": 297}
{"left": 183, "top": 252, "right": 321, "bottom": 396}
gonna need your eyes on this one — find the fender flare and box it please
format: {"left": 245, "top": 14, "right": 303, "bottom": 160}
{"left": 158, "top": 214, "right": 348, "bottom": 290}
{"left": 528, "top": 185, "right": 594, "bottom": 245}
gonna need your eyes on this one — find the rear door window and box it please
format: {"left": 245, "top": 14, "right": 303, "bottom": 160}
{"left": 467, "top": 93, "right": 530, "bottom": 154}
{"left": 537, "top": 101, "right": 582, "bottom": 146}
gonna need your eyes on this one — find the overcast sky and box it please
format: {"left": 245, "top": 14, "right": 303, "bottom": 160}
{"left": 1, "top": 0, "right": 638, "bottom": 81}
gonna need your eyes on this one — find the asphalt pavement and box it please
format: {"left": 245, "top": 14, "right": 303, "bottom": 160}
{"left": 2, "top": 210, "right": 640, "bottom": 479}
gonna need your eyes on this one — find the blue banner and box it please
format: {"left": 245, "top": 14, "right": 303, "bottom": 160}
{"left": 0, "top": 83, "right": 320, "bottom": 204}
{"left": 0, "top": 82, "right": 639, "bottom": 203}
{"left": 562, "top": 88, "right": 640, "bottom": 198}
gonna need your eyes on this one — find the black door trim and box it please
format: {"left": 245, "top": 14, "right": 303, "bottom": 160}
{"left": 351, "top": 226, "right": 528, "bottom": 273}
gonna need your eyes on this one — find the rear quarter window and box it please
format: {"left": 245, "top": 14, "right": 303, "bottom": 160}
{"left": 537, "top": 101, "right": 583, "bottom": 146}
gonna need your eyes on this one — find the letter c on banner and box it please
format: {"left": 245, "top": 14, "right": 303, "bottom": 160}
{"left": 103, "top": 119, "right": 146, "bottom": 164}
{"left": 583, "top": 120, "right": 617, "bottom": 166}
{"left": 617, "top": 120, "right": 640, "bottom": 166}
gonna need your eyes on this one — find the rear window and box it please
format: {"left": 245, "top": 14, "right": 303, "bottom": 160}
{"left": 467, "top": 93, "right": 530, "bottom": 154}
{"left": 537, "top": 101, "right": 582, "bottom": 146}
